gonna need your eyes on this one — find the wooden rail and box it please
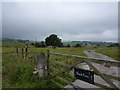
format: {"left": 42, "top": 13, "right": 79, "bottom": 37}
{"left": 49, "top": 60, "right": 120, "bottom": 81}
{"left": 50, "top": 73, "right": 85, "bottom": 90}
{"left": 35, "top": 50, "right": 119, "bottom": 89}
{"left": 50, "top": 52, "right": 120, "bottom": 67}
{"left": 50, "top": 60, "right": 71, "bottom": 67}
{"left": 48, "top": 51, "right": 120, "bottom": 89}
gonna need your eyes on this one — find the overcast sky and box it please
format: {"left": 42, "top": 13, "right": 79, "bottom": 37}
{"left": 2, "top": 2, "right": 118, "bottom": 42}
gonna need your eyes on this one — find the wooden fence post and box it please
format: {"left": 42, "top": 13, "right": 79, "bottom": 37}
{"left": 37, "top": 52, "right": 48, "bottom": 78}
{"left": 16, "top": 47, "right": 18, "bottom": 55}
{"left": 25, "top": 47, "right": 28, "bottom": 53}
{"left": 25, "top": 44, "right": 28, "bottom": 58}
{"left": 47, "top": 50, "right": 49, "bottom": 76}
{"left": 21, "top": 48, "right": 24, "bottom": 58}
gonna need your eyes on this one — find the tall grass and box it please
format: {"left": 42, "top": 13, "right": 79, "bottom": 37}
{"left": 2, "top": 49, "right": 59, "bottom": 88}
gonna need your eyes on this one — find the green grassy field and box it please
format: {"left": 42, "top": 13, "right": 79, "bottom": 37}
{"left": 2, "top": 48, "right": 60, "bottom": 88}
{"left": 95, "top": 46, "right": 119, "bottom": 61}
{"left": 0, "top": 42, "right": 1, "bottom": 89}
{"left": 2, "top": 42, "right": 33, "bottom": 48}
{"left": 2, "top": 42, "right": 119, "bottom": 88}
{"left": 2, "top": 42, "right": 95, "bottom": 88}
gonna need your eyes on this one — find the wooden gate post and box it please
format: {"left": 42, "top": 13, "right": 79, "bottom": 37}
{"left": 37, "top": 52, "right": 48, "bottom": 78}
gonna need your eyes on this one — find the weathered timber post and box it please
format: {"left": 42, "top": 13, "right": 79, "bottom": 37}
{"left": 25, "top": 44, "right": 28, "bottom": 58}
{"left": 16, "top": 47, "right": 18, "bottom": 55}
{"left": 37, "top": 52, "right": 48, "bottom": 78}
{"left": 47, "top": 50, "right": 50, "bottom": 76}
{"left": 21, "top": 48, "right": 24, "bottom": 58}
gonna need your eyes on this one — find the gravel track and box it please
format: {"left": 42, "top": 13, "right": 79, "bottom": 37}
{"left": 84, "top": 50, "right": 117, "bottom": 61}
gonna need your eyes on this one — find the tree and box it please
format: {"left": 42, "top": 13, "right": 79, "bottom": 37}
{"left": 66, "top": 44, "right": 70, "bottom": 47}
{"left": 40, "top": 41, "right": 46, "bottom": 47}
{"left": 45, "top": 34, "right": 63, "bottom": 48}
{"left": 75, "top": 44, "right": 81, "bottom": 47}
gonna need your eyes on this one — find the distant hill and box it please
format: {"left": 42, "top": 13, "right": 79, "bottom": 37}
{"left": 63, "top": 41, "right": 119, "bottom": 47}
{"left": 1, "top": 38, "right": 119, "bottom": 47}
{"left": 2, "top": 38, "right": 30, "bottom": 42}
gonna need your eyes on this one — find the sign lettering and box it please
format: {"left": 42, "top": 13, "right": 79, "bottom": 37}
{"left": 74, "top": 68, "right": 94, "bottom": 84}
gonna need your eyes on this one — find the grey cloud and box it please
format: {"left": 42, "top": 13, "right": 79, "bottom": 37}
{"left": 2, "top": 2, "right": 118, "bottom": 42}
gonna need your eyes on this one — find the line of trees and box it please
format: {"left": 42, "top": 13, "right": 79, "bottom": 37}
{"left": 31, "top": 34, "right": 119, "bottom": 48}
{"left": 31, "top": 41, "right": 46, "bottom": 47}
{"left": 31, "top": 42, "right": 82, "bottom": 48}
{"left": 64, "top": 44, "right": 82, "bottom": 47}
